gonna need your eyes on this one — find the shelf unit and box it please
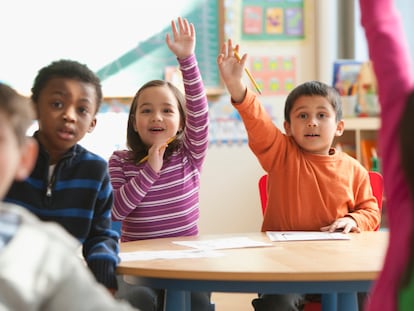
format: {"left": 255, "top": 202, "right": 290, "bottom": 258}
{"left": 334, "top": 117, "right": 380, "bottom": 168}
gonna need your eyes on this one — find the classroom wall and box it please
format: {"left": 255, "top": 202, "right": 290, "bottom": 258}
{"left": 25, "top": 0, "right": 339, "bottom": 235}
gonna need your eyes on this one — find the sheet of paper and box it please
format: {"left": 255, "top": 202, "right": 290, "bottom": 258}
{"left": 266, "top": 231, "right": 351, "bottom": 242}
{"left": 172, "top": 236, "right": 273, "bottom": 250}
{"left": 119, "top": 249, "right": 223, "bottom": 262}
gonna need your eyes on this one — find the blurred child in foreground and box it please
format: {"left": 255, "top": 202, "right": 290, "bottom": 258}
{"left": 359, "top": 0, "right": 414, "bottom": 309}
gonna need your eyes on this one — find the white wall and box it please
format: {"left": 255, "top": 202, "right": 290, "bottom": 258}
{"left": 198, "top": 145, "right": 265, "bottom": 234}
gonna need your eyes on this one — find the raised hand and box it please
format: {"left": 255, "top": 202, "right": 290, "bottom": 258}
{"left": 217, "top": 39, "right": 247, "bottom": 102}
{"left": 166, "top": 17, "right": 195, "bottom": 60}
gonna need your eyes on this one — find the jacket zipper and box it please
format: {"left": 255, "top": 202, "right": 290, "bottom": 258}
{"left": 46, "top": 168, "right": 56, "bottom": 197}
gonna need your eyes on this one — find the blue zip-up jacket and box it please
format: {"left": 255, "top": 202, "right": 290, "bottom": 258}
{"left": 5, "top": 132, "right": 120, "bottom": 290}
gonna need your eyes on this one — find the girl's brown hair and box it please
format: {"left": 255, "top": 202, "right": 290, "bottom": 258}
{"left": 126, "top": 80, "right": 186, "bottom": 164}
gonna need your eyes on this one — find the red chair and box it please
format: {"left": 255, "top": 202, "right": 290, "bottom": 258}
{"left": 258, "top": 172, "right": 383, "bottom": 224}
{"left": 257, "top": 172, "right": 384, "bottom": 311}
{"left": 368, "top": 171, "right": 384, "bottom": 230}
{"left": 258, "top": 174, "right": 268, "bottom": 215}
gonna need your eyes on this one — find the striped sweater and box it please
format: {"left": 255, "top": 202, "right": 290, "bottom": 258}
{"left": 5, "top": 136, "right": 120, "bottom": 290}
{"left": 109, "top": 54, "right": 209, "bottom": 242}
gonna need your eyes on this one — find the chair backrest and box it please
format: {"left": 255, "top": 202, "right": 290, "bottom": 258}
{"left": 368, "top": 171, "right": 384, "bottom": 231}
{"left": 258, "top": 174, "right": 268, "bottom": 215}
{"left": 258, "top": 171, "right": 384, "bottom": 230}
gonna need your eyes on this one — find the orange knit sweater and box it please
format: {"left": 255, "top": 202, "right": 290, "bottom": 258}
{"left": 233, "top": 89, "right": 380, "bottom": 232}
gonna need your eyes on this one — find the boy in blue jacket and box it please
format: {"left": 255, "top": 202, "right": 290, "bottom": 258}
{"left": 4, "top": 60, "right": 120, "bottom": 294}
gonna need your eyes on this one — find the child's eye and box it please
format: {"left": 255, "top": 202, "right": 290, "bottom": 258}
{"left": 52, "top": 101, "right": 63, "bottom": 109}
{"left": 318, "top": 113, "right": 326, "bottom": 118}
{"left": 299, "top": 113, "right": 307, "bottom": 119}
{"left": 163, "top": 108, "right": 173, "bottom": 113}
{"left": 140, "top": 109, "right": 151, "bottom": 114}
{"left": 78, "top": 107, "right": 89, "bottom": 115}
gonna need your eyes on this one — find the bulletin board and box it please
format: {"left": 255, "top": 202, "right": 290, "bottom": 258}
{"left": 241, "top": 0, "right": 304, "bottom": 40}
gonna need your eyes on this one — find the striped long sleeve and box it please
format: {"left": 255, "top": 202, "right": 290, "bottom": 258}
{"left": 109, "top": 54, "right": 209, "bottom": 242}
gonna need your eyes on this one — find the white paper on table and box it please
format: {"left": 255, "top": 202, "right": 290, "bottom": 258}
{"left": 172, "top": 236, "right": 273, "bottom": 250}
{"left": 266, "top": 231, "right": 351, "bottom": 242}
{"left": 119, "top": 249, "right": 223, "bottom": 262}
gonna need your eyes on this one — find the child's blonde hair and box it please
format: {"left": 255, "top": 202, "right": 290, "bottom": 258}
{"left": 0, "top": 83, "right": 34, "bottom": 146}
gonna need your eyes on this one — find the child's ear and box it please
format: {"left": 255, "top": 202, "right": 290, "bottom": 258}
{"left": 15, "top": 138, "right": 38, "bottom": 181}
{"left": 335, "top": 120, "right": 345, "bottom": 136}
{"left": 87, "top": 117, "right": 97, "bottom": 133}
{"left": 283, "top": 121, "right": 292, "bottom": 136}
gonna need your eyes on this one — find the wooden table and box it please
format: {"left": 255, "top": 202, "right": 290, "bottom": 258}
{"left": 117, "top": 231, "right": 388, "bottom": 311}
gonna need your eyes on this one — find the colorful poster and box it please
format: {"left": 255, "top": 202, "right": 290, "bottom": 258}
{"left": 242, "top": 0, "right": 304, "bottom": 40}
{"left": 248, "top": 56, "right": 296, "bottom": 96}
{"left": 243, "top": 6, "right": 263, "bottom": 34}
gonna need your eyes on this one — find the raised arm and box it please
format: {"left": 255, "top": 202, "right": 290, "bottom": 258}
{"left": 166, "top": 17, "right": 195, "bottom": 60}
{"left": 217, "top": 39, "right": 248, "bottom": 103}
{"left": 167, "top": 17, "right": 209, "bottom": 170}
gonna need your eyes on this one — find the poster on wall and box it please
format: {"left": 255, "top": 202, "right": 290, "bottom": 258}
{"left": 248, "top": 55, "right": 296, "bottom": 95}
{"left": 242, "top": 0, "right": 304, "bottom": 40}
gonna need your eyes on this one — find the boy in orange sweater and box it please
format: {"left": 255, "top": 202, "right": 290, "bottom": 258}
{"left": 217, "top": 39, "right": 381, "bottom": 310}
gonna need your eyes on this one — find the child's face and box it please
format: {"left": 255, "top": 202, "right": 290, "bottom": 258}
{"left": 133, "top": 85, "right": 182, "bottom": 147}
{"left": 0, "top": 113, "right": 37, "bottom": 198}
{"left": 35, "top": 77, "right": 97, "bottom": 162}
{"left": 284, "top": 95, "right": 344, "bottom": 155}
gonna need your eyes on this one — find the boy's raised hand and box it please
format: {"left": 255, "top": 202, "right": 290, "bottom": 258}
{"left": 166, "top": 17, "right": 195, "bottom": 60}
{"left": 217, "top": 39, "right": 247, "bottom": 103}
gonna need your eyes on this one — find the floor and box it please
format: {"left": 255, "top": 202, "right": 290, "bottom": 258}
{"left": 212, "top": 293, "right": 256, "bottom": 311}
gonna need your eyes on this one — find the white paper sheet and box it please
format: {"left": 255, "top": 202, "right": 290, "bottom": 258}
{"left": 172, "top": 236, "right": 273, "bottom": 250}
{"left": 266, "top": 231, "right": 351, "bottom": 242}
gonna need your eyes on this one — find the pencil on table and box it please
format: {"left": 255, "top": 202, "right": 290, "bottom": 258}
{"left": 233, "top": 49, "right": 262, "bottom": 95}
{"left": 138, "top": 135, "right": 177, "bottom": 164}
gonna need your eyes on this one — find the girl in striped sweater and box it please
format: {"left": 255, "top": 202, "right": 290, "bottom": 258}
{"left": 109, "top": 17, "right": 211, "bottom": 311}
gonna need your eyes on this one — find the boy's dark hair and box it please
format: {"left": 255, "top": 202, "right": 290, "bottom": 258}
{"left": 0, "top": 83, "right": 34, "bottom": 146}
{"left": 127, "top": 80, "right": 186, "bottom": 163}
{"left": 284, "top": 81, "right": 342, "bottom": 123}
{"left": 31, "top": 59, "right": 103, "bottom": 114}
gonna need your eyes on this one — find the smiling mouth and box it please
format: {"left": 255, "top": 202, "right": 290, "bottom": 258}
{"left": 305, "top": 134, "right": 320, "bottom": 137}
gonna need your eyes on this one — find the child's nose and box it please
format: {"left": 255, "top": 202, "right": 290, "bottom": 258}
{"left": 63, "top": 107, "right": 76, "bottom": 121}
{"left": 151, "top": 112, "right": 162, "bottom": 121}
{"left": 307, "top": 117, "right": 317, "bottom": 127}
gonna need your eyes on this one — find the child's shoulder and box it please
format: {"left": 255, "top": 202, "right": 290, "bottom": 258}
{"left": 337, "top": 150, "right": 368, "bottom": 174}
{"left": 109, "top": 149, "right": 134, "bottom": 164}
{"left": 75, "top": 144, "right": 107, "bottom": 162}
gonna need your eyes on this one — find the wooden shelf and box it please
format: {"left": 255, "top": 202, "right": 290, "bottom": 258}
{"left": 335, "top": 117, "right": 380, "bottom": 168}
{"left": 342, "top": 117, "right": 380, "bottom": 130}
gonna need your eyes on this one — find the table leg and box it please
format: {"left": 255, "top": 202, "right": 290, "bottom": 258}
{"left": 164, "top": 289, "right": 191, "bottom": 311}
{"left": 337, "top": 292, "right": 358, "bottom": 311}
{"left": 321, "top": 293, "right": 337, "bottom": 311}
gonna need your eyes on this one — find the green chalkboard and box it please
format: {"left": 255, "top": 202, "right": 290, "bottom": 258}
{"left": 97, "top": 0, "right": 222, "bottom": 92}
